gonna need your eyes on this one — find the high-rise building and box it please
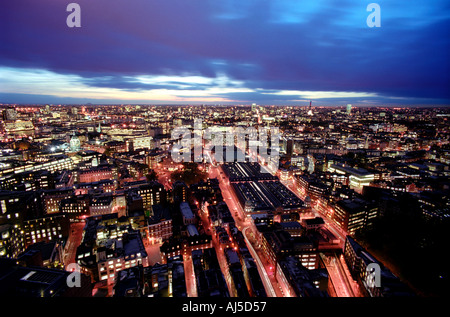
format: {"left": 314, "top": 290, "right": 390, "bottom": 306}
{"left": 137, "top": 181, "right": 167, "bottom": 214}
{"left": 346, "top": 104, "right": 352, "bottom": 115}
{"left": 286, "top": 138, "right": 294, "bottom": 157}
{"left": 333, "top": 198, "right": 378, "bottom": 235}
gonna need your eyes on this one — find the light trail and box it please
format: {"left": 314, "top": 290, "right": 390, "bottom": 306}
{"left": 242, "top": 227, "right": 277, "bottom": 297}
{"left": 333, "top": 252, "right": 355, "bottom": 297}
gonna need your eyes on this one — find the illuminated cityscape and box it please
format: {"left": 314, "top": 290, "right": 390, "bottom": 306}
{"left": 0, "top": 103, "right": 448, "bottom": 299}
{"left": 0, "top": 1, "right": 449, "bottom": 310}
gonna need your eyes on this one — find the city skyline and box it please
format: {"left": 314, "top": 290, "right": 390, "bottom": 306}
{"left": 1, "top": 0, "right": 450, "bottom": 106}
{"left": 0, "top": 103, "right": 448, "bottom": 299}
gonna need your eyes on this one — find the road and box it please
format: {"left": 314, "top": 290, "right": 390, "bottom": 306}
{"left": 183, "top": 253, "right": 198, "bottom": 297}
{"left": 242, "top": 227, "right": 277, "bottom": 297}
{"left": 63, "top": 221, "right": 85, "bottom": 268}
{"left": 208, "top": 163, "right": 288, "bottom": 297}
{"left": 286, "top": 180, "right": 361, "bottom": 297}
{"left": 320, "top": 253, "right": 354, "bottom": 297}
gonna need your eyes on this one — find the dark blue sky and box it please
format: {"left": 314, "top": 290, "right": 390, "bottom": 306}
{"left": 1, "top": 0, "right": 449, "bottom": 106}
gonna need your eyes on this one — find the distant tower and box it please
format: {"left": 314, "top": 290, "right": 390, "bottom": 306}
{"left": 286, "top": 138, "right": 294, "bottom": 157}
{"left": 346, "top": 104, "right": 352, "bottom": 115}
{"left": 307, "top": 100, "right": 313, "bottom": 116}
{"left": 70, "top": 132, "right": 81, "bottom": 152}
{"left": 96, "top": 123, "right": 102, "bottom": 133}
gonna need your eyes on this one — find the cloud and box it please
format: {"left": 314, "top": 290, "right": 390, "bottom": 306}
{"left": 262, "top": 90, "right": 379, "bottom": 100}
{"left": 0, "top": 0, "right": 449, "bottom": 105}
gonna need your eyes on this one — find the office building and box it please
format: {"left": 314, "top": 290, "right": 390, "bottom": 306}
{"left": 343, "top": 236, "right": 413, "bottom": 297}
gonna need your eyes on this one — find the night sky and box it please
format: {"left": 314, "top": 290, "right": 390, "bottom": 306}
{"left": 1, "top": 0, "right": 449, "bottom": 106}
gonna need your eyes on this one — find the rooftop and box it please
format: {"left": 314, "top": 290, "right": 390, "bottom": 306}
{"left": 180, "top": 202, "right": 194, "bottom": 219}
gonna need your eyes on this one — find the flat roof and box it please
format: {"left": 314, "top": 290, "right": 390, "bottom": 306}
{"left": 180, "top": 202, "right": 194, "bottom": 219}
{"left": 187, "top": 224, "right": 199, "bottom": 237}
{"left": 330, "top": 163, "right": 373, "bottom": 177}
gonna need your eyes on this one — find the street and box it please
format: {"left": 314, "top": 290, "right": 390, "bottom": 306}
{"left": 208, "top": 164, "right": 288, "bottom": 297}
{"left": 63, "top": 221, "right": 85, "bottom": 268}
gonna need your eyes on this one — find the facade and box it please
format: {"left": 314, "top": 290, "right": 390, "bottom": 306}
{"left": 41, "top": 188, "right": 74, "bottom": 215}
{"left": 89, "top": 195, "right": 114, "bottom": 216}
{"left": 78, "top": 165, "right": 116, "bottom": 184}
{"left": 130, "top": 135, "right": 153, "bottom": 151}
{"left": 23, "top": 213, "right": 70, "bottom": 248}
{"left": 160, "top": 235, "right": 212, "bottom": 262}
{"left": 328, "top": 163, "right": 374, "bottom": 193}
{"left": 343, "top": 236, "right": 413, "bottom": 297}
{"left": 147, "top": 205, "right": 172, "bottom": 244}
{"left": 0, "top": 224, "right": 24, "bottom": 258}
{"left": 333, "top": 198, "right": 378, "bottom": 235}
{"left": 137, "top": 181, "right": 166, "bottom": 213}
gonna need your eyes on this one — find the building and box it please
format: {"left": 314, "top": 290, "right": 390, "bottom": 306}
{"left": 147, "top": 204, "right": 172, "bottom": 244}
{"left": 3, "top": 120, "right": 34, "bottom": 133}
{"left": 172, "top": 181, "right": 189, "bottom": 202}
{"left": 160, "top": 235, "right": 212, "bottom": 262}
{"left": 23, "top": 213, "right": 70, "bottom": 248}
{"left": 232, "top": 180, "right": 304, "bottom": 217}
{"left": 70, "top": 132, "right": 81, "bottom": 152}
{"left": 17, "top": 240, "right": 64, "bottom": 269}
{"left": 296, "top": 174, "right": 329, "bottom": 200}
{"left": 2, "top": 107, "right": 17, "bottom": 121}
{"left": 96, "top": 231, "right": 148, "bottom": 286}
{"left": 0, "top": 258, "right": 92, "bottom": 297}
{"left": 0, "top": 155, "right": 74, "bottom": 180}
{"left": 113, "top": 256, "right": 186, "bottom": 297}
{"left": 41, "top": 188, "right": 74, "bottom": 215}
{"left": 0, "top": 170, "right": 55, "bottom": 192}
{"left": 0, "top": 224, "right": 24, "bottom": 258}
{"left": 343, "top": 236, "right": 413, "bottom": 297}
{"left": 280, "top": 221, "right": 303, "bottom": 237}
{"left": 192, "top": 248, "right": 229, "bottom": 297}
{"left": 137, "top": 181, "right": 166, "bottom": 214}
{"left": 302, "top": 217, "right": 325, "bottom": 231}
{"left": 78, "top": 165, "right": 116, "bottom": 184}
{"left": 0, "top": 190, "right": 44, "bottom": 257}
{"left": 279, "top": 256, "right": 329, "bottom": 297}
{"left": 333, "top": 198, "right": 378, "bottom": 235}
{"left": 145, "top": 151, "right": 163, "bottom": 169}
{"left": 130, "top": 135, "right": 153, "bottom": 151}
{"left": 76, "top": 215, "right": 149, "bottom": 287}
{"left": 328, "top": 163, "right": 374, "bottom": 193}
{"left": 180, "top": 202, "right": 195, "bottom": 225}
{"left": 106, "top": 140, "right": 129, "bottom": 153}
{"left": 89, "top": 195, "right": 114, "bottom": 216}
{"left": 143, "top": 259, "right": 186, "bottom": 297}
